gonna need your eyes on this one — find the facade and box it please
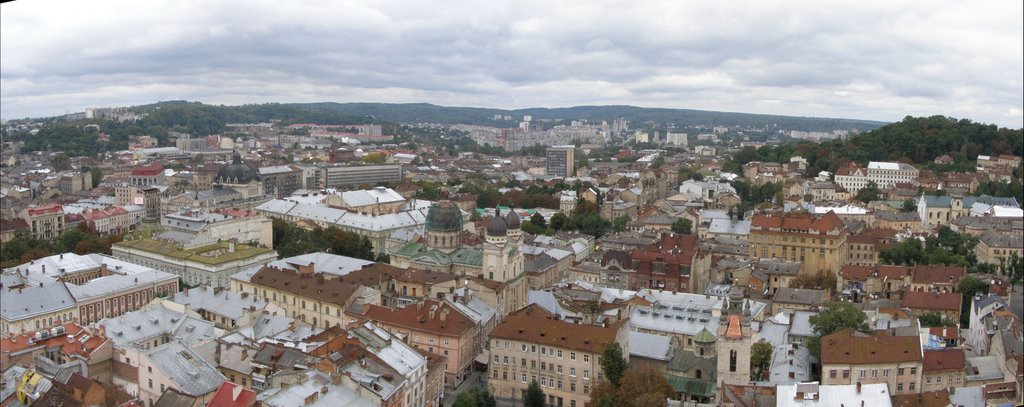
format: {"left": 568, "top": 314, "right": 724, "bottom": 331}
{"left": 748, "top": 211, "right": 848, "bottom": 275}
{"left": 975, "top": 231, "right": 1024, "bottom": 266}
{"left": 488, "top": 304, "right": 629, "bottom": 407}
{"left": 920, "top": 349, "right": 966, "bottom": 393}
{"left": 545, "top": 146, "right": 575, "bottom": 178}
{"left": 0, "top": 283, "right": 77, "bottom": 338}
{"left": 130, "top": 162, "right": 165, "bottom": 187}
{"left": 232, "top": 261, "right": 381, "bottom": 330}
{"left": 258, "top": 165, "right": 303, "bottom": 197}
{"left": 836, "top": 162, "right": 919, "bottom": 193}
{"left": 21, "top": 204, "right": 65, "bottom": 240}
{"left": 318, "top": 164, "right": 403, "bottom": 188}
{"left": 161, "top": 209, "right": 273, "bottom": 248}
{"left": 115, "top": 184, "right": 162, "bottom": 220}
{"left": 628, "top": 233, "right": 706, "bottom": 293}
{"left": 112, "top": 236, "right": 277, "bottom": 288}
{"left": 716, "top": 287, "right": 753, "bottom": 398}
{"left": 356, "top": 300, "right": 476, "bottom": 388}
{"left": 820, "top": 329, "right": 922, "bottom": 395}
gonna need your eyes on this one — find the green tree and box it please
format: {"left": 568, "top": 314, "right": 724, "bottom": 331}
{"left": 451, "top": 387, "right": 497, "bottom": 407}
{"left": 612, "top": 215, "right": 630, "bottom": 233}
{"left": 530, "top": 212, "right": 547, "bottom": 229}
{"left": 52, "top": 153, "right": 71, "bottom": 171}
{"left": 671, "top": 218, "right": 692, "bottom": 235}
{"left": 600, "top": 343, "right": 629, "bottom": 387}
{"left": 959, "top": 276, "right": 990, "bottom": 326}
{"left": 807, "top": 301, "right": 869, "bottom": 360}
{"left": 615, "top": 367, "right": 676, "bottom": 407}
{"left": 917, "top": 312, "right": 957, "bottom": 327}
{"left": 901, "top": 198, "right": 917, "bottom": 213}
{"left": 549, "top": 212, "right": 570, "bottom": 231}
{"left": 855, "top": 180, "right": 880, "bottom": 203}
{"left": 750, "top": 340, "right": 773, "bottom": 380}
{"left": 524, "top": 380, "right": 545, "bottom": 407}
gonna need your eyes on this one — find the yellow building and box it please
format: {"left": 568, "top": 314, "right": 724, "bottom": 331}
{"left": 488, "top": 304, "right": 629, "bottom": 407}
{"left": 749, "top": 211, "right": 848, "bottom": 276}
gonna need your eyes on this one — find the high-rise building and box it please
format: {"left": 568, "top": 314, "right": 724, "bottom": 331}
{"left": 545, "top": 146, "right": 575, "bottom": 178}
{"left": 318, "top": 164, "right": 403, "bottom": 188}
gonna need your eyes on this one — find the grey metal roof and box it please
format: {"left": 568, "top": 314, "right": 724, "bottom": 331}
{"left": 67, "top": 269, "right": 177, "bottom": 302}
{"left": 171, "top": 287, "right": 268, "bottom": 320}
{"left": 100, "top": 303, "right": 216, "bottom": 348}
{"left": 0, "top": 283, "right": 75, "bottom": 321}
{"left": 260, "top": 371, "right": 376, "bottom": 407}
{"left": 146, "top": 342, "right": 226, "bottom": 396}
{"left": 629, "top": 331, "right": 673, "bottom": 361}
{"left": 768, "top": 344, "right": 812, "bottom": 385}
{"left": 707, "top": 218, "right": 751, "bottom": 236}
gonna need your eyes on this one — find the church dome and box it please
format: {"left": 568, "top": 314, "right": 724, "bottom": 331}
{"left": 426, "top": 201, "right": 463, "bottom": 232}
{"left": 486, "top": 209, "right": 507, "bottom": 236}
{"left": 216, "top": 152, "right": 258, "bottom": 184}
{"left": 504, "top": 210, "right": 521, "bottom": 229}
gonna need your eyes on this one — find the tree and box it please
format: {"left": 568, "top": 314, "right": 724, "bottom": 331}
{"left": 807, "top": 301, "right": 869, "bottom": 359}
{"left": 616, "top": 367, "right": 676, "bottom": 407}
{"left": 959, "top": 276, "right": 990, "bottom": 326}
{"left": 88, "top": 167, "right": 104, "bottom": 187}
{"left": 524, "top": 380, "right": 545, "bottom": 407}
{"left": 855, "top": 180, "right": 880, "bottom": 203}
{"left": 550, "top": 213, "right": 570, "bottom": 231}
{"left": 671, "top": 218, "right": 692, "bottom": 235}
{"left": 791, "top": 270, "right": 837, "bottom": 292}
{"left": 917, "top": 312, "right": 957, "bottom": 327}
{"left": 451, "top": 387, "right": 497, "bottom": 407}
{"left": 600, "top": 343, "right": 629, "bottom": 387}
{"left": 52, "top": 153, "right": 71, "bottom": 171}
{"left": 613, "top": 215, "right": 630, "bottom": 233}
{"left": 530, "top": 212, "right": 547, "bottom": 229}
{"left": 901, "top": 198, "right": 917, "bottom": 213}
{"left": 750, "top": 340, "right": 773, "bottom": 380}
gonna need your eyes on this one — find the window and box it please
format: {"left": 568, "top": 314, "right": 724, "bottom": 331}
{"left": 522, "top": 374, "right": 527, "bottom": 383}
{"left": 148, "top": 366, "right": 152, "bottom": 373}
{"left": 897, "top": 383, "right": 903, "bottom": 392}
{"left": 558, "top": 380, "right": 563, "bottom": 389}
{"left": 898, "top": 368, "right": 905, "bottom": 376}
{"left": 583, "top": 354, "right": 589, "bottom": 363}
{"left": 494, "top": 355, "right": 499, "bottom": 364}
{"left": 829, "top": 370, "right": 837, "bottom": 379}
{"left": 571, "top": 383, "right": 576, "bottom": 392}
{"left": 558, "top": 350, "right": 563, "bottom": 358}
{"left": 909, "top": 382, "right": 915, "bottom": 391}
{"left": 910, "top": 367, "right": 917, "bottom": 375}
{"left": 503, "top": 356, "right": 508, "bottom": 365}
{"left": 570, "top": 368, "right": 576, "bottom": 377}
{"left": 570, "top": 352, "right": 576, "bottom": 361}
{"left": 882, "top": 369, "right": 889, "bottom": 378}
{"left": 584, "top": 385, "right": 589, "bottom": 395}
{"left": 531, "top": 345, "right": 536, "bottom": 353}
{"left": 557, "top": 365, "right": 563, "bottom": 374}
{"left": 522, "top": 344, "right": 527, "bottom": 352}
{"left": 729, "top": 350, "right": 737, "bottom": 372}
{"left": 583, "top": 370, "right": 589, "bottom": 380}
{"left": 859, "top": 370, "right": 866, "bottom": 379}
{"left": 148, "top": 379, "right": 153, "bottom": 388}
{"left": 541, "top": 347, "right": 546, "bottom": 355}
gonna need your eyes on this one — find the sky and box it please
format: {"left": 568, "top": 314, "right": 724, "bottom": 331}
{"left": 2, "top": 0, "right": 1022, "bottom": 127}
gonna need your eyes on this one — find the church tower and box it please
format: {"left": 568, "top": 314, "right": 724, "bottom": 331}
{"left": 716, "top": 285, "right": 753, "bottom": 398}
{"left": 482, "top": 209, "right": 527, "bottom": 316}
{"left": 483, "top": 209, "right": 509, "bottom": 281}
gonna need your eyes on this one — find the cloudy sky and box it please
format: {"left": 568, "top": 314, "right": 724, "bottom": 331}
{"left": 2, "top": 0, "right": 1022, "bottom": 127}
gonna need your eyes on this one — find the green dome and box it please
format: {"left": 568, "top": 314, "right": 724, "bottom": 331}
{"left": 693, "top": 328, "right": 716, "bottom": 343}
{"left": 426, "top": 201, "right": 463, "bottom": 232}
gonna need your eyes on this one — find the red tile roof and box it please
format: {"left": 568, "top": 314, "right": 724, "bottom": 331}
{"left": 902, "top": 291, "right": 962, "bottom": 312}
{"left": 489, "top": 304, "right": 625, "bottom": 354}
{"left": 910, "top": 265, "right": 965, "bottom": 285}
{"left": 0, "top": 323, "right": 107, "bottom": 359}
{"left": 922, "top": 349, "right": 966, "bottom": 372}
{"left": 359, "top": 300, "right": 475, "bottom": 338}
{"left": 820, "top": 328, "right": 922, "bottom": 365}
{"left": 207, "top": 381, "right": 257, "bottom": 407}
{"left": 131, "top": 162, "right": 164, "bottom": 176}
{"left": 750, "top": 211, "right": 844, "bottom": 234}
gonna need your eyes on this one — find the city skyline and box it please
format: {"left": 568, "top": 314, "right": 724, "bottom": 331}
{"left": 1, "top": 0, "right": 1022, "bottom": 128}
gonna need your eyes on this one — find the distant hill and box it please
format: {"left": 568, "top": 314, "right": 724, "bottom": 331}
{"left": 290, "top": 102, "right": 888, "bottom": 132}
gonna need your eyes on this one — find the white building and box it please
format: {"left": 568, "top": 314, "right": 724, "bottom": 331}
{"left": 837, "top": 161, "right": 919, "bottom": 193}
{"left": 776, "top": 382, "right": 892, "bottom": 407}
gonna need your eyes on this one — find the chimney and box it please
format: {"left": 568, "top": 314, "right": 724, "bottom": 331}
{"left": 440, "top": 308, "right": 448, "bottom": 322}
{"left": 856, "top": 382, "right": 862, "bottom": 393}
{"left": 100, "top": 263, "right": 109, "bottom": 276}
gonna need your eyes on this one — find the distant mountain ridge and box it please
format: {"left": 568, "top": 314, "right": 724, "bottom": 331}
{"left": 287, "top": 102, "right": 888, "bottom": 131}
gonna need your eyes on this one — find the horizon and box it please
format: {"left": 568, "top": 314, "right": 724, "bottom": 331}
{"left": 2, "top": 0, "right": 1022, "bottom": 128}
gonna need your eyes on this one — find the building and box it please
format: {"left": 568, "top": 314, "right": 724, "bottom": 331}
{"left": 775, "top": 382, "right": 893, "bottom": 407}
{"left": 920, "top": 349, "right": 966, "bottom": 393}
{"left": 112, "top": 235, "right": 277, "bottom": 288}
{"left": 836, "top": 162, "right": 919, "bottom": 193}
{"left": 628, "top": 233, "right": 707, "bottom": 293}
{"left": 975, "top": 231, "right": 1024, "bottom": 266}
{"left": 488, "top": 304, "right": 629, "bottom": 407}
{"left": 58, "top": 172, "right": 93, "bottom": 195}
{"left": 161, "top": 209, "right": 273, "bottom": 248}
{"left": 716, "top": 286, "right": 754, "bottom": 398}
{"left": 0, "top": 323, "right": 114, "bottom": 384}
{"left": 232, "top": 260, "right": 380, "bottom": 330}
{"left": 902, "top": 291, "right": 962, "bottom": 322}
{"left": 389, "top": 204, "right": 528, "bottom": 317}
{"left": 137, "top": 342, "right": 226, "bottom": 407}
{"left": 258, "top": 165, "right": 303, "bottom": 197}
{"left": 819, "top": 328, "right": 922, "bottom": 395}
{"left": 545, "top": 146, "right": 575, "bottom": 178}
{"left": 130, "top": 162, "right": 165, "bottom": 187}
{"left": 771, "top": 288, "right": 828, "bottom": 314}
{"left": 318, "top": 164, "right": 403, "bottom": 188}
{"left": 0, "top": 282, "right": 77, "bottom": 338}
{"left": 355, "top": 300, "right": 476, "bottom": 388}
{"left": 20, "top": 204, "right": 65, "bottom": 240}
{"left": 114, "top": 184, "right": 161, "bottom": 220}
{"left": 748, "top": 211, "right": 848, "bottom": 275}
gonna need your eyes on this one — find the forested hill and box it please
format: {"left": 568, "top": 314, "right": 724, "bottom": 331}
{"left": 291, "top": 102, "right": 887, "bottom": 131}
{"left": 728, "top": 115, "right": 1024, "bottom": 176}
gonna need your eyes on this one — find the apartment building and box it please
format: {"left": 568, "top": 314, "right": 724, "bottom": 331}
{"left": 820, "top": 328, "right": 922, "bottom": 395}
{"left": 975, "top": 231, "right": 1024, "bottom": 266}
{"left": 748, "top": 211, "right": 848, "bottom": 275}
{"left": 258, "top": 165, "right": 303, "bottom": 197}
{"left": 112, "top": 236, "right": 277, "bottom": 288}
{"left": 355, "top": 300, "right": 476, "bottom": 388}
{"left": 318, "top": 164, "right": 403, "bottom": 188}
{"left": 836, "top": 161, "right": 919, "bottom": 193}
{"left": 232, "top": 262, "right": 380, "bottom": 330}
{"left": 21, "top": 204, "right": 65, "bottom": 240}
{"left": 545, "top": 146, "right": 575, "bottom": 178}
{"left": 488, "top": 304, "right": 629, "bottom": 407}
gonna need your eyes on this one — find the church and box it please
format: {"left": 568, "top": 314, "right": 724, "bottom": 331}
{"left": 163, "top": 151, "right": 266, "bottom": 214}
{"left": 389, "top": 200, "right": 528, "bottom": 316}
